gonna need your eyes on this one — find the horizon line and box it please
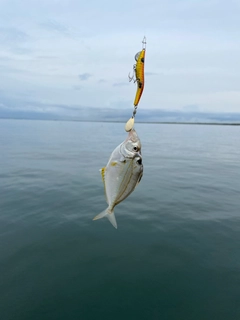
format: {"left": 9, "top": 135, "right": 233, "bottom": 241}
{"left": 1, "top": 118, "right": 240, "bottom": 126}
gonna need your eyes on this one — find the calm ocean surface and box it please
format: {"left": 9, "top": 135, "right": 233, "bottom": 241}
{"left": 0, "top": 119, "right": 240, "bottom": 320}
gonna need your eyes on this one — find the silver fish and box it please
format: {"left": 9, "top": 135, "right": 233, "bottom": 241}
{"left": 93, "top": 129, "right": 143, "bottom": 229}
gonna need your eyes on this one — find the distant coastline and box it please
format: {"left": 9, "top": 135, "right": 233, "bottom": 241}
{"left": 1, "top": 106, "right": 240, "bottom": 125}
{"left": 1, "top": 117, "right": 240, "bottom": 126}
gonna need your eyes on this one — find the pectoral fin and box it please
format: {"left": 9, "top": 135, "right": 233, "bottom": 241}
{"left": 120, "top": 156, "right": 127, "bottom": 163}
{"left": 136, "top": 171, "right": 143, "bottom": 185}
{"left": 100, "top": 167, "right": 106, "bottom": 184}
{"left": 100, "top": 167, "right": 109, "bottom": 204}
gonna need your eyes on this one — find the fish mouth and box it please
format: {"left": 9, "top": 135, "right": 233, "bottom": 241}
{"left": 136, "top": 157, "right": 142, "bottom": 165}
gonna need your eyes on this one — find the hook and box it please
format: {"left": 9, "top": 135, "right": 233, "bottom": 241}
{"left": 128, "top": 64, "right": 136, "bottom": 82}
{"left": 128, "top": 72, "right": 134, "bottom": 82}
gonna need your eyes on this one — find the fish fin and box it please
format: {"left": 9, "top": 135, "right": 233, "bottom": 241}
{"left": 99, "top": 167, "right": 109, "bottom": 204}
{"left": 100, "top": 167, "right": 106, "bottom": 184}
{"left": 93, "top": 208, "right": 117, "bottom": 229}
{"left": 120, "top": 156, "right": 127, "bottom": 163}
{"left": 136, "top": 171, "right": 143, "bottom": 186}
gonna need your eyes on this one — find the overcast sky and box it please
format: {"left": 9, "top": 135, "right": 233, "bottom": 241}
{"left": 0, "top": 0, "right": 240, "bottom": 116}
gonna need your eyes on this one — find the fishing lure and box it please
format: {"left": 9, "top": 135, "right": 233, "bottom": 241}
{"left": 129, "top": 37, "right": 146, "bottom": 107}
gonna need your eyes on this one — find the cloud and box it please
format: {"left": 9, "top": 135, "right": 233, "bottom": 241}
{"left": 182, "top": 104, "right": 200, "bottom": 112}
{"left": 0, "top": 1, "right": 240, "bottom": 113}
{"left": 39, "top": 19, "right": 69, "bottom": 33}
{"left": 98, "top": 79, "right": 107, "bottom": 83}
{"left": 113, "top": 82, "right": 128, "bottom": 87}
{"left": 0, "top": 27, "right": 30, "bottom": 53}
{"left": 73, "top": 85, "right": 82, "bottom": 91}
{"left": 78, "top": 73, "right": 92, "bottom": 81}
{"left": 0, "top": 27, "right": 28, "bottom": 44}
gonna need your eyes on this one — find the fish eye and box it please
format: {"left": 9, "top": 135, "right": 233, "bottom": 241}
{"left": 133, "top": 146, "right": 138, "bottom": 151}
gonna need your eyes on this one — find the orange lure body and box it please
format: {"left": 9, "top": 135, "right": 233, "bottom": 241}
{"left": 133, "top": 48, "right": 145, "bottom": 106}
{"left": 129, "top": 37, "right": 146, "bottom": 107}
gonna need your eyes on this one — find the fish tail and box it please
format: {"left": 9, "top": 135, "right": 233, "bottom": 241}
{"left": 93, "top": 208, "right": 117, "bottom": 229}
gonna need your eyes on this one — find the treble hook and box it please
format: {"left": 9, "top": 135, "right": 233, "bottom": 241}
{"left": 128, "top": 72, "right": 134, "bottom": 82}
{"left": 128, "top": 64, "right": 136, "bottom": 82}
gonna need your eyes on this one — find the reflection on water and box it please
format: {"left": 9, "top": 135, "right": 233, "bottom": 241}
{"left": 0, "top": 120, "right": 240, "bottom": 320}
